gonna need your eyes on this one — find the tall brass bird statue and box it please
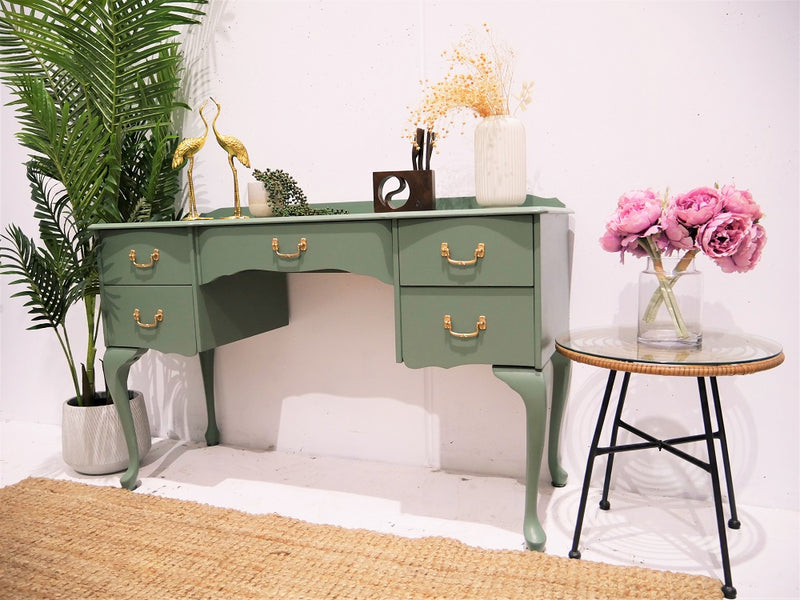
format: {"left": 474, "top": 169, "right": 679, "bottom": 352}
{"left": 172, "top": 99, "right": 212, "bottom": 220}
{"left": 210, "top": 97, "right": 250, "bottom": 219}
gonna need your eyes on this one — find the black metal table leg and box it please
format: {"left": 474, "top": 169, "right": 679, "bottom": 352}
{"left": 710, "top": 377, "right": 741, "bottom": 529}
{"left": 569, "top": 370, "right": 617, "bottom": 560}
{"left": 698, "top": 377, "right": 737, "bottom": 599}
{"left": 599, "top": 371, "right": 631, "bottom": 510}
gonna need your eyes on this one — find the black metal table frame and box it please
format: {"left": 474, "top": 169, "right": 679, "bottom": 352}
{"left": 569, "top": 370, "right": 740, "bottom": 599}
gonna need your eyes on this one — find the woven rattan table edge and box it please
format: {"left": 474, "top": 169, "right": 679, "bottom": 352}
{"left": 555, "top": 345, "right": 785, "bottom": 377}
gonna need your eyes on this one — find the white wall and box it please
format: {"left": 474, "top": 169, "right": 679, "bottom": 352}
{"left": 1, "top": 0, "right": 798, "bottom": 511}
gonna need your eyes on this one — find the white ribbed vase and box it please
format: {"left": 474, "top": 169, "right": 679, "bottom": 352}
{"left": 474, "top": 115, "right": 527, "bottom": 206}
{"left": 62, "top": 390, "right": 151, "bottom": 475}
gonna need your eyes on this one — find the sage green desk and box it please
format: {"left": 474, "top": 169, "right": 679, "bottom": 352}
{"left": 91, "top": 196, "right": 572, "bottom": 551}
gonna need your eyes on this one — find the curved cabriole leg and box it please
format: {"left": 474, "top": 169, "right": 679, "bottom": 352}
{"left": 549, "top": 352, "right": 571, "bottom": 488}
{"left": 493, "top": 366, "right": 549, "bottom": 551}
{"left": 199, "top": 349, "right": 220, "bottom": 446}
{"left": 104, "top": 347, "right": 147, "bottom": 490}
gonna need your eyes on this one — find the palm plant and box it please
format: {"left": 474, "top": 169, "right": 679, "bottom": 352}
{"left": 0, "top": 0, "right": 206, "bottom": 406}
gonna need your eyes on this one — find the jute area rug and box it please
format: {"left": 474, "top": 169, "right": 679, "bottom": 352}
{"left": 0, "top": 478, "right": 722, "bottom": 600}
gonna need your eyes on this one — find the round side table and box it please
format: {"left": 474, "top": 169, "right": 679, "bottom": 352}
{"left": 556, "top": 327, "right": 784, "bottom": 600}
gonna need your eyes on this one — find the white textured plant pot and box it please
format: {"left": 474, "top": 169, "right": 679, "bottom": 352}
{"left": 247, "top": 182, "right": 274, "bottom": 217}
{"left": 474, "top": 115, "right": 527, "bottom": 206}
{"left": 62, "top": 391, "right": 152, "bottom": 475}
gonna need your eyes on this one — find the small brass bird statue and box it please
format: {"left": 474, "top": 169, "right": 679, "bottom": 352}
{"left": 210, "top": 97, "right": 250, "bottom": 219}
{"left": 172, "top": 99, "right": 212, "bottom": 220}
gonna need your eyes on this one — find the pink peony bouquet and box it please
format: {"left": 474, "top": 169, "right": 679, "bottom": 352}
{"left": 600, "top": 184, "right": 766, "bottom": 340}
{"left": 600, "top": 184, "right": 766, "bottom": 273}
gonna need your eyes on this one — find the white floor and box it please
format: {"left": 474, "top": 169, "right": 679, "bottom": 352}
{"left": 1, "top": 420, "right": 797, "bottom": 600}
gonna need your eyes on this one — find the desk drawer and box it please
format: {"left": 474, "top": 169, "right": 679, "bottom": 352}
{"left": 398, "top": 216, "right": 534, "bottom": 286}
{"left": 97, "top": 230, "right": 193, "bottom": 285}
{"left": 399, "top": 287, "right": 536, "bottom": 368}
{"left": 197, "top": 221, "right": 394, "bottom": 284}
{"left": 101, "top": 285, "right": 197, "bottom": 355}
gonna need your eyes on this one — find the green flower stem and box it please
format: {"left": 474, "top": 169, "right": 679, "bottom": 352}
{"left": 639, "top": 239, "right": 690, "bottom": 339}
{"left": 674, "top": 248, "right": 699, "bottom": 272}
{"left": 643, "top": 248, "right": 699, "bottom": 324}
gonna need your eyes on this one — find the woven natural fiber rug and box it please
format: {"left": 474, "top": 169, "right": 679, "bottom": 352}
{"left": 0, "top": 478, "right": 722, "bottom": 600}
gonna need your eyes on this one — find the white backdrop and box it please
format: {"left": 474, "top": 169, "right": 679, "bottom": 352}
{"left": 1, "top": 0, "right": 798, "bottom": 512}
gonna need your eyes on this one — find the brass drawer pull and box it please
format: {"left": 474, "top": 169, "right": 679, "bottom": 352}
{"left": 129, "top": 248, "right": 159, "bottom": 268}
{"left": 272, "top": 237, "right": 307, "bottom": 258}
{"left": 441, "top": 242, "right": 485, "bottom": 266}
{"left": 443, "top": 314, "right": 487, "bottom": 339}
{"left": 133, "top": 308, "right": 163, "bottom": 329}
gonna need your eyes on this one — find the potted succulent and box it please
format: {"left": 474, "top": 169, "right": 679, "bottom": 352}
{"left": 0, "top": 0, "right": 206, "bottom": 473}
{"left": 251, "top": 167, "right": 347, "bottom": 216}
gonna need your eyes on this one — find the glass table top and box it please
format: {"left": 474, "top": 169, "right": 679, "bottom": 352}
{"left": 556, "top": 327, "right": 783, "bottom": 368}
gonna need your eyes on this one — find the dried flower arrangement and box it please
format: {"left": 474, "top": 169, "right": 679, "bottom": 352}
{"left": 407, "top": 24, "right": 534, "bottom": 147}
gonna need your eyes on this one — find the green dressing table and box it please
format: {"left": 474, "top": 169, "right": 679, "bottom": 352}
{"left": 92, "top": 196, "right": 573, "bottom": 551}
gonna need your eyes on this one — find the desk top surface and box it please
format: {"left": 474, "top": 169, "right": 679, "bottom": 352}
{"left": 556, "top": 327, "right": 784, "bottom": 376}
{"left": 90, "top": 196, "right": 570, "bottom": 231}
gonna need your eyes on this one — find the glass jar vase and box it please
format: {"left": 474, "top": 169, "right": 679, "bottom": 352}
{"left": 637, "top": 255, "right": 703, "bottom": 347}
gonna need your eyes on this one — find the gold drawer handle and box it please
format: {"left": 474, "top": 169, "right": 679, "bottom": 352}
{"left": 441, "top": 242, "right": 485, "bottom": 266}
{"left": 133, "top": 308, "right": 163, "bottom": 329}
{"left": 272, "top": 237, "right": 307, "bottom": 258}
{"left": 129, "top": 248, "right": 159, "bottom": 268}
{"left": 443, "top": 314, "right": 487, "bottom": 339}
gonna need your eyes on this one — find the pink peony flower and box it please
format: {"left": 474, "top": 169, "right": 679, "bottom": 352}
{"left": 602, "top": 183, "right": 766, "bottom": 274}
{"left": 600, "top": 189, "right": 663, "bottom": 260}
{"left": 610, "top": 189, "right": 663, "bottom": 235}
{"left": 698, "top": 212, "right": 753, "bottom": 258}
{"left": 599, "top": 230, "right": 623, "bottom": 253}
{"left": 712, "top": 222, "right": 767, "bottom": 273}
{"left": 660, "top": 205, "right": 694, "bottom": 251}
{"left": 720, "top": 184, "right": 763, "bottom": 220}
{"left": 601, "top": 182, "right": 767, "bottom": 340}
{"left": 669, "top": 187, "right": 724, "bottom": 228}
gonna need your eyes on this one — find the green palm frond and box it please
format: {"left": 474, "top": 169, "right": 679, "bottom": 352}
{"left": 59, "top": 0, "right": 202, "bottom": 131}
{"left": 1, "top": 1, "right": 205, "bottom": 222}
{"left": 13, "top": 75, "right": 118, "bottom": 224}
{"left": 120, "top": 119, "right": 181, "bottom": 222}
{"left": 0, "top": 224, "right": 73, "bottom": 330}
{"left": 26, "top": 163, "right": 99, "bottom": 302}
{"left": 0, "top": 0, "right": 206, "bottom": 403}
{"left": 0, "top": 2, "right": 89, "bottom": 124}
{"left": 27, "top": 162, "right": 76, "bottom": 265}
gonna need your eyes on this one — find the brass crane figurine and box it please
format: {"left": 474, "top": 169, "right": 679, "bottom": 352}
{"left": 210, "top": 97, "right": 251, "bottom": 219}
{"left": 172, "top": 99, "right": 212, "bottom": 220}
